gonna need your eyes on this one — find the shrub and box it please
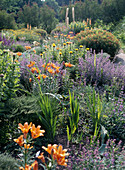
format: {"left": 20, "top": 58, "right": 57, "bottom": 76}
{"left": 33, "top": 28, "right": 47, "bottom": 37}
{"left": 51, "top": 23, "right": 69, "bottom": 35}
{"left": 69, "top": 20, "right": 91, "bottom": 34}
{"left": 0, "top": 10, "right": 17, "bottom": 30}
{"left": 0, "top": 153, "right": 18, "bottom": 170}
{"left": 5, "top": 29, "right": 42, "bottom": 43}
{"left": 13, "top": 44, "right": 25, "bottom": 52}
{"left": 75, "top": 28, "right": 120, "bottom": 57}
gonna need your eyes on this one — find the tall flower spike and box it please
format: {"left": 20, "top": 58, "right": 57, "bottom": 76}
{"left": 30, "top": 124, "right": 45, "bottom": 139}
{"left": 18, "top": 122, "right": 32, "bottom": 139}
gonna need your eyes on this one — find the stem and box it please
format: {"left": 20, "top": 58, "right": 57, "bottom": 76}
{"left": 24, "top": 148, "right": 27, "bottom": 166}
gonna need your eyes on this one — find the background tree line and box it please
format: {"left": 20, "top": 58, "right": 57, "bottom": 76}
{"left": 0, "top": 0, "right": 125, "bottom": 33}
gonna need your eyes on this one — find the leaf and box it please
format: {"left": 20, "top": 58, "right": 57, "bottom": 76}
{"left": 99, "top": 144, "right": 106, "bottom": 155}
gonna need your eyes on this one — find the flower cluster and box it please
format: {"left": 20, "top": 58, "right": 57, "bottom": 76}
{"left": 14, "top": 122, "right": 45, "bottom": 142}
{"left": 14, "top": 122, "right": 69, "bottom": 170}
{"left": 38, "top": 144, "right": 69, "bottom": 167}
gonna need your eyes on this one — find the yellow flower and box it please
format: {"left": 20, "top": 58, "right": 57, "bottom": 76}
{"left": 75, "top": 49, "right": 78, "bottom": 51}
{"left": 59, "top": 52, "right": 62, "bottom": 55}
{"left": 52, "top": 43, "right": 56, "bottom": 47}
{"left": 80, "top": 45, "right": 83, "bottom": 48}
{"left": 86, "top": 48, "right": 89, "bottom": 51}
{"left": 63, "top": 43, "right": 66, "bottom": 46}
{"left": 69, "top": 51, "right": 73, "bottom": 54}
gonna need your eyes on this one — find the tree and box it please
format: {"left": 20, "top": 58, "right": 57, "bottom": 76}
{"left": 0, "top": 10, "right": 17, "bottom": 30}
{"left": 39, "top": 4, "right": 58, "bottom": 33}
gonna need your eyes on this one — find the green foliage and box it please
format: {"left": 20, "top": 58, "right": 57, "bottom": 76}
{"left": 113, "top": 16, "right": 125, "bottom": 51}
{"left": 76, "top": 28, "right": 120, "bottom": 57}
{"left": 69, "top": 21, "right": 85, "bottom": 34}
{"left": 39, "top": 5, "right": 58, "bottom": 33}
{"left": 94, "top": 19, "right": 114, "bottom": 32}
{"left": 37, "top": 95, "right": 57, "bottom": 142}
{"left": 67, "top": 91, "right": 79, "bottom": 142}
{"left": 86, "top": 88, "right": 104, "bottom": 140}
{"left": 0, "top": 10, "right": 17, "bottom": 30}
{"left": 0, "top": 50, "right": 20, "bottom": 105}
{"left": 0, "top": 153, "right": 18, "bottom": 170}
{"left": 51, "top": 23, "right": 69, "bottom": 35}
{"left": 13, "top": 44, "right": 25, "bottom": 52}
{"left": 101, "top": 92, "right": 125, "bottom": 142}
{"left": 33, "top": 28, "right": 47, "bottom": 37}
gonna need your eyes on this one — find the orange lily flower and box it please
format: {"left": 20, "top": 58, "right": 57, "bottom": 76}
{"left": 27, "top": 61, "right": 35, "bottom": 68}
{"left": 42, "top": 144, "right": 69, "bottom": 167}
{"left": 30, "top": 61, "right": 35, "bottom": 67}
{"left": 17, "top": 52, "right": 22, "bottom": 56}
{"left": 25, "top": 46, "right": 31, "bottom": 50}
{"left": 47, "top": 63, "right": 50, "bottom": 67}
{"left": 55, "top": 68, "right": 60, "bottom": 74}
{"left": 33, "top": 50, "right": 36, "bottom": 53}
{"left": 29, "top": 78, "right": 32, "bottom": 82}
{"left": 42, "top": 64, "right": 45, "bottom": 68}
{"left": 24, "top": 144, "right": 33, "bottom": 149}
{"left": 31, "top": 67, "right": 38, "bottom": 74}
{"left": 42, "top": 144, "right": 54, "bottom": 155}
{"left": 31, "top": 160, "right": 38, "bottom": 170}
{"left": 50, "top": 63, "right": 56, "bottom": 69}
{"left": 30, "top": 124, "right": 45, "bottom": 139}
{"left": 48, "top": 68, "right": 54, "bottom": 74}
{"left": 19, "top": 161, "right": 38, "bottom": 170}
{"left": 14, "top": 135, "right": 24, "bottom": 146}
{"left": 37, "top": 75, "right": 40, "bottom": 80}
{"left": 38, "top": 152, "right": 45, "bottom": 163}
{"left": 41, "top": 74, "right": 48, "bottom": 79}
{"left": 18, "top": 122, "right": 32, "bottom": 139}
{"left": 65, "top": 62, "right": 74, "bottom": 67}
